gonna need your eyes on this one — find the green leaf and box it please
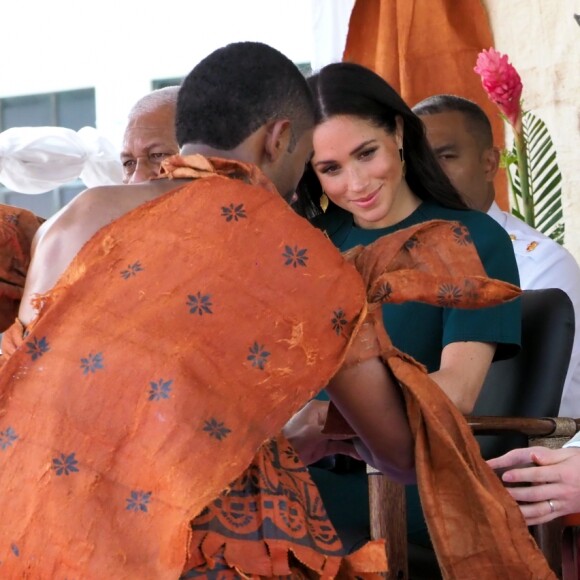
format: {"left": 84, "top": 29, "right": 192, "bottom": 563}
{"left": 500, "top": 149, "right": 517, "bottom": 169}
{"left": 508, "top": 111, "right": 565, "bottom": 244}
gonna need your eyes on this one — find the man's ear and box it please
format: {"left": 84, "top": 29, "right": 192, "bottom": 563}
{"left": 263, "top": 119, "right": 292, "bottom": 162}
{"left": 482, "top": 146, "right": 500, "bottom": 182}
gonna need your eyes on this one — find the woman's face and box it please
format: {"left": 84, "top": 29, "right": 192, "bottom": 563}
{"left": 312, "top": 114, "right": 416, "bottom": 229}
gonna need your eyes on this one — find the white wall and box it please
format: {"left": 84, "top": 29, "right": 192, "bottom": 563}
{"left": 0, "top": 0, "right": 316, "bottom": 148}
{"left": 484, "top": 0, "right": 580, "bottom": 259}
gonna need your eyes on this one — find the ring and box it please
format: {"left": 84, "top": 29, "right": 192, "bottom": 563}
{"left": 548, "top": 499, "right": 555, "bottom": 513}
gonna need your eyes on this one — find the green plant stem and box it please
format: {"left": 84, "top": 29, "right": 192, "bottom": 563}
{"left": 514, "top": 130, "right": 534, "bottom": 227}
{"left": 506, "top": 161, "right": 520, "bottom": 215}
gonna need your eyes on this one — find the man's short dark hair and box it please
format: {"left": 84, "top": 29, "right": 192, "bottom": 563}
{"left": 413, "top": 94, "right": 494, "bottom": 149}
{"left": 176, "top": 42, "right": 314, "bottom": 150}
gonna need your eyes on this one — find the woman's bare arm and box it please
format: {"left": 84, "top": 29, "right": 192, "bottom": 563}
{"left": 430, "top": 341, "right": 496, "bottom": 414}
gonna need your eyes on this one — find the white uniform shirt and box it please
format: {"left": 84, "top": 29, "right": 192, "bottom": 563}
{"left": 563, "top": 432, "right": 580, "bottom": 448}
{"left": 488, "top": 202, "right": 580, "bottom": 418}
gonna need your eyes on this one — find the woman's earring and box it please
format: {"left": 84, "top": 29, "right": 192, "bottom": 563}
{"left": 320, "top": 192, "right": 329, "bottom": 213}
{"left": 399, "top": 147, "right": 407, "bottom": 177}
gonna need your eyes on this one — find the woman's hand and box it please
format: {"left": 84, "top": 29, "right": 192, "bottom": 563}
{"left": 282, "top": 400, "right": 360, "bottom": 466}
{"left": 488, "top": 445, "right": 580, "bottom": 525}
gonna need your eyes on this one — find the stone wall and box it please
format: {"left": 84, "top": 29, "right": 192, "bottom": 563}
{"left": 484, "top": 0, "right": 580, "bottom": 258}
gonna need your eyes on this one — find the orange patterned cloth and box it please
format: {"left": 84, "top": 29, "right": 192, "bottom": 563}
{"left": 0, "top": 321, "right": 387, "bottom": 579}
{"left": 0, "top": 155, "right": 525, "bottom": 578}
{"left": 327, "top": 227, "right": 554, "bottom": 578}
{"left": 0, "top": 204, "right": 43, "bottom": 332}
{"left": 0, "top": 156, "right": 381, "bottom": 579}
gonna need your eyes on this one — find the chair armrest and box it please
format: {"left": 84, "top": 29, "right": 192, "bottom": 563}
{"left": 467, "top": 416, "right": 580, "bottom": 439}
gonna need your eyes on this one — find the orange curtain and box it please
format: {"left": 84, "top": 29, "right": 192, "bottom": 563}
{"left": 343, "top": 0, "right": 509, "bottom": 209}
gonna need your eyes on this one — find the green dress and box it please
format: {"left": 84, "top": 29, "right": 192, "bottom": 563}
{"left": 310, "top": 200, "right": 522, "bottom": 550}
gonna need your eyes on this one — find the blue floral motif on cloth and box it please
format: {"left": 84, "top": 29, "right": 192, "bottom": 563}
{"left": 282, "top": 245, "right": 309, "bottom": 268}
{"left": 220, "top": 203, "right": 247, "bottom": 222}
{"left": 0, "top": 427, "right": 18, "bottom": 451}
{"left": 148, "top": 379, "right": 173, "bottom": 401}
{"left": 80, "top": 352, "right": 104, "bottom": 374}
{"left": 187, "top": 293, "right": 213, "bottom": 316}
{"left": 437, "top": 283, "right": 463, "bottom": 307}
{"left": 121, "top": 261, "right": 144, "bottom": 279}
{"left": 52, "top": 452, "right": 79, "bottom": 476}
{"left": 25, "top": 336, "right": 50, "bottom": 361}
{"left": 247, "top": 342, "right": 270, "bottom": 370}
{"left": 372, "top": 282, "right": 393, "bottom": 302}
{"left": 331, "top": 309, "right": 348, "bottom": 335}
{"left": 126, "top": 490, "right": 151, "bottom": 513}
{"left": 452, "top": 225, "right": 473, "bottom": 246}
{"left": 203, "top": 418, "right": 231, "bottom": 441}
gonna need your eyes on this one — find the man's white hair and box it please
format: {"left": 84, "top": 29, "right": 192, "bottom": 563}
{"left": 128, "top": 86, "right": 180, "bottom": 120}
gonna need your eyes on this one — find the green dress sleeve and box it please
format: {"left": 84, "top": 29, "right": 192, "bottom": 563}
{"left": 441, "top": 211, "right": 521, "bottom": 360}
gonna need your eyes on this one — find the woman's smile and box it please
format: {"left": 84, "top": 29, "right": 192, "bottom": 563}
{"left": 351, "top": 185, "right": 382, "bottom": 208}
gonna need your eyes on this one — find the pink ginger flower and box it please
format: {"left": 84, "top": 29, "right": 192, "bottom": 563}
{"left": 474, "top": 48, "right": 523, "bottom": 127}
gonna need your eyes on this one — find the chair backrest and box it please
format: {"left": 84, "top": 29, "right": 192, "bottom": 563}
{"left": 472, "top": 288, "right": 575, "bottom": 458}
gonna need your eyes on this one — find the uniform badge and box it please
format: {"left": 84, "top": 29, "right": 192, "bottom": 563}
{"left": 526, "top": 241, "right": 539, "bottom": 252}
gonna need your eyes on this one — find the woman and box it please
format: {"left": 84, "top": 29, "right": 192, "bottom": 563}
{"left": 293, "top": 62, "right": 522, "bottom": 551}
{"left": 488, "top": 434, "right": 580, "bottom": 525}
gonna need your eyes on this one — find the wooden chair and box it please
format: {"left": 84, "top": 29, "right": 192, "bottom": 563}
{"left": 561, "top": 513, "right": 580, "bottom": 580}
{"left": 368, "top": 288, "right": 577, "bottom": 579}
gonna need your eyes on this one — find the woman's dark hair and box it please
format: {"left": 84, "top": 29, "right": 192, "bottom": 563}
{"left": 294, "top": 62, "right": 467, "bottom": 219}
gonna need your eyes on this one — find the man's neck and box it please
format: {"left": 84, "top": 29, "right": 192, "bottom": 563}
{"left": 180, "top": 143, "right": 254, "bottom": 165}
